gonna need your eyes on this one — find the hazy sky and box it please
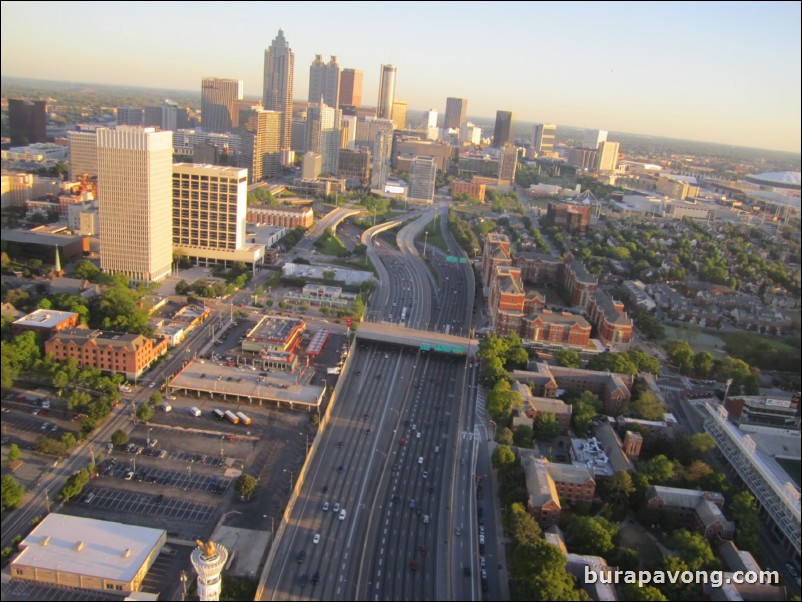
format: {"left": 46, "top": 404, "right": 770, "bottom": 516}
{"left": 2, "top": 1, "right": 800, "bottom": 153}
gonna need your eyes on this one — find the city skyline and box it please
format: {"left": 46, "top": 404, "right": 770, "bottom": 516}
{"left": 1, "top": 1, "right": 800, "bottom": 153}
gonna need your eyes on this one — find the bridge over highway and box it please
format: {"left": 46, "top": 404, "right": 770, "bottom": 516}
{"left": 356, "top": 321, "right": 477, "bottom": 355}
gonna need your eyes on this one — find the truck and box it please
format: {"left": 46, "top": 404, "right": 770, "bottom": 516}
{"left": 161, "top": 402, "right": 172, "bottom": 412}
{"left": 400, "top": 307, "right": 407, "bottom": 322}
{"left": 189, "top": 406, "right": 202, "bottom": 417}
{"left": 326, "top": 366, "right": 341, "bottom": 375}
{"left": 235, "top": 411, "right": 252, "bottom": 425}
{"left": 224, "top": 410, "right": 240, "bottom": 424}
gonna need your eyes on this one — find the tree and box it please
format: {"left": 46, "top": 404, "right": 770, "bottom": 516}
{"left": 60, "top": 432, "right": 77, "bottom": 451}
{"left": 491, "top": 445, "right": 516, "bottom": 471}
{"left": 566, "top": 516, "right": 616, "bottom": 556}
{"left": 693, "top": 351, "right": 715, "bottom": 377}
{"left": 622, "top": 584, "right": 668, "bottom": 601}
{"left": 111, "top": 429, "right": 129, "bottom": 448}
{"left": 534, "top": 413, "right": 560, "bottom": 441}
{"left": 149, "top": 391, "right": 162, "bottom": 406}
{"left": 682, "top": 460, "right": 712, "bottom": 483}
{"left": 74, "top": 259, "right": 101, "bottom": 281}
{"left": 668, "top": 529, "right": 715, "bottom": 571}
{"left": 1, "top": 475, "right": 24, "bottom": 512}
{"left": 677, "top": 433, "right": 715, "bottom": 463}
{"left": 135, "top": 403, "right": 153, "bottom": 423}
{"left": 235, "top": 474, "right": 258, "bottom": 500}
{"left": 730, "top": 491, "right": 761, "bottom": 553}
{"left": 509, "top": 539, "right": 581, "bottom": 601}
{"left": 601, "top": 470, "right": 635, "bottom": 506}
{"left": 509, "top": 502, "right": 541, "bottom": 545}
{"left": 658, "top": 556, "right": 701, "bottom": 601}
{"left": 631, "top": 390, "right": 664, "bottom": 421}
{"left": 58, "top": 468, "right": 90, "bottom": 501}
{"left": 496, "top": 426, "right": 514, "bottom": 445}
{"left": 665, "top": 340, "right": 694, "bottom": 374}
{"left": 554, "top": 347, "right": 582, "bottom": 368}
{"left": 642, "top": 454, "right": 674, "bottom": 484}
{"left": 7, "top": 444, "right": 21, "bottom": 463}
{"left": 487, "top": 379, "right": 521, "bottom": 422}
{"left": 513, "top": 425, "right": 534, "bottom": 448}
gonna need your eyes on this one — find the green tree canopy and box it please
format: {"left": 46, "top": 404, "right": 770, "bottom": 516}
{"left": 7, "top": 443, "right": 21, "bottom": 463}
{"left": 235, "top": 474, "right": 258, "bottom": 500}
{"left": 566, "top": 516, "right": 617, "bottom": 556}
{"left": 1, "top": 474, "right": 25, "bottom": 512}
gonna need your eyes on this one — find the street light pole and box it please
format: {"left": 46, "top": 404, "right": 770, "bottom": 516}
{"left": 423, "top": 231, "right": 428, "bottom": 258}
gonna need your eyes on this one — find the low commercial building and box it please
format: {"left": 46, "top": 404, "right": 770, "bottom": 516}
{"left": 12, "top": 309, "right": 79, "bottom": 336}
{"left": 246, "top": 206, "right": 313, "bottom": 229}
{"left": 44, "top": 328, "right": 168, "bottom": 380}
{"left": 10, "top": 513, "right": 166, "bottom": 594}
{"left": 242, "top": 315, "right": 305, "bottom": 354}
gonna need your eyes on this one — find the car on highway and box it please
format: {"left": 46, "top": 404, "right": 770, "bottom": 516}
{"left": 409, "top": 498, "right": 416, "bottom": 509}
{"left": 410, "top": 559, "right": 418, "bottom": 572}
{"left": 418, "top": 456, "right": 424, "bottom": 464}
{"left": 299, "top": 573, "right": 308, "bottom": 588}
{"left": 313, "top": 533, "right": 321, "bottom": 545}
{"left": 312, "top": 572, "right": 320, "bottom": 585}
{"left": 333, "top": 502, "right": 340, "bottom": 513}
{"left": 322, "top": 501, "right": 329, "bottom": 512}
{"left": 297, "top": 550, "right": 306, "bottom": 563}
{"left": 422, "top": 471, "right": 428, "bottom": 479}
{"left": 339, "top": 509, "right": 347, "bottom": 520}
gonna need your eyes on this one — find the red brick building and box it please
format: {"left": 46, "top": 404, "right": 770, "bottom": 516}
{"left": 586, "top": 290, "right": 633, "bottom": 351}
{"left": 246, "top": 206, "right": 313, "bottom": 228}
{"left": 45, "top": 328, "right": 168, "bottom": 381}
{"left": 451, "top": 179, "right": 486, "bottom": 202}
{"left": 546, "top": 200, "right": 592, "bottom": 234}
{"left": 523, "top": 310, "right": 591, "bottom": 346}
{"left": 563, "top": 258, "right": 598, "bottom": 309}
{"left": 12, "top": 309, "right": 79, "bottom": 337}
{"left": 481, "top": 233, "right": 511, "bottom": 288}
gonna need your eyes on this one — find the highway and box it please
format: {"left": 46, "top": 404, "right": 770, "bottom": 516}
{"left": 260, "top": 203, "right": 484, "bottom": 600}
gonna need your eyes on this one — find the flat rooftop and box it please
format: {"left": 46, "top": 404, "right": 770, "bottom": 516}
{"left": 13, "top": 513, "right": 165, "bottom": 583}
{"left": 13, "top": 308, "right": 77, "bottom": 329}
{"left": 246, "top": 315, "right": 304, "bottom": 344}
{"left": 169, "top": 359, "right": 323, "bottom": 408}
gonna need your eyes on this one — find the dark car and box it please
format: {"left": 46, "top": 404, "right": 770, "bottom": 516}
{"left": 297, "top": 550, "right": 306, "bottom": 563}
{"left": 463, "top": 566, "right": 471, "bottom": 577}
{"left": 311, "top": 572, "right": 320, "bottom": 585}
{"left": 299, "top": 573, "right": 308, "bottom": 588}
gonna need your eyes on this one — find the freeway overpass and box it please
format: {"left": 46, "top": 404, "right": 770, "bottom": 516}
{"left": 356, "top": 321, "right": 477, "bottom": 355}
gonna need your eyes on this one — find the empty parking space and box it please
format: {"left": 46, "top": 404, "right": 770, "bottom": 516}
{"left": 78, "top": 487, "right": 215, "bottom": 523}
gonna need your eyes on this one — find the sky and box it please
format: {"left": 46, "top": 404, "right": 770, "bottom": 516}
{"left": 2, "top": 1, "right": 800, "bottom": 153}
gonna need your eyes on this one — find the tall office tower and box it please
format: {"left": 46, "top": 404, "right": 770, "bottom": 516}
{"left": 161, "top": 100, "right": 179, "bottom": 131}
{"left": 583, "top": 129, "right": 607, "bottom": 149}
{"left": 305, "top": 103, "right": 341, "bottom": 175}
{"left": 409, "top": 156, "right": 436, "bottom": 202}
{"left": 173, "top": 163, "right": 247, "bottom": 254}
{"left": 460, "top": 122, "right": 481, "bottom": 145}
{"left": 424, "top": 109, "right": 439, "bottom": 140}
{"left": 201, "top": 77, "right": 244, "bottom": 134}
{"left": 498, "top": 143, "right": 519, "bottom": 184}
{"left": 492, "top": 110, "right": 513, "bottom": 148}
{"left": 532, "top": 123, "right": 556, "bottom": 154}
{"left": 96, "top": 127, "right": 173, "bottom": 283}
{"left": 339, "top": 68, "right": 363, "bottom": 108}
{"left": 68, "top": 125, "right": 99, "bottom": 180}
{"left": 263, "top": 29, "right": 295, "bottom": 156}
{"left": 143, "top": 105, "right": 163, "bottom": 127}
{"left": 370, "top": 128, "right": 392, "bottom": 189}
{"left": 338, "top": 147, "right": 370, "bottom": 188}
{"left": 9, "top": 99, "right": 47, "bottom": 145}
{"left": 444, "top": 97, "right": 468, "bottom": 130}
{"left": 340, "top": 114, "right": 357, "bottom": 148}
{"left": 376, "top": 64, "right": 397, "bottom": 120}
{"left": 391, "top": 100, "right": 407, "bottom": 130}
{"left": 239, "top": 108, "right": 281, "bottom": 183}
{"left": 308, "top": 55, "right": 340, "bottom": 109}
{"left": 116, "top": 106, "right": 144, "bottom": 126}
{"left": 595, "top": 140, "right": 619, "bottom": 172}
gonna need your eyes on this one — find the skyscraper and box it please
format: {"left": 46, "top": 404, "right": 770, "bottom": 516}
{"left": 595, "top": 140, "right": 619, "bottom": 172}
{"left": 9, "top": 99, "right": 47, "bottom": 145}
{"left": 239, "top": 108, "right": 281, "bottom": 183}
{"left": 391, "top": 100, "right": 407, "bottom": 130}
{"left": 492, "top": 111, "right": 513, "bottom": 148}
{"left": 409, "top": 156, "right": 436, "bottom": 202}
{"left": 583, "top": 129, "right": 607, "bottom": 149}
{"left": 96, "top": 127, "right": 173, "bottom": 283}
{"left": 304, "top": 103, "right": 341, "bottom": 175}
{"left": 444, "top": 97, "right": 468, "bottom": 130}
{"left": 339, "top": 68, "right": 363, "bottom": 108}
{"left": 263, "top": 29, "right": 295, "bottom": 156}
{"left": 116, "top": 106, "right": 144, "bottom": 126}
{"left": 308, "top": 55, "right": 340, "bottom": 109}
{"left": 424, "top": 109, "right": 438, "bottom": 140}
{"left": 68, "top": 125, "right": 99, "bottom": 180}
{"left": 202, "top": 78, "right": 244, "bottom": 134}
{"left": 376, "top": 65, "right": 397, "bottom": 120}
{"left": 532, "top": 123, "right": 556, "bottom": 154}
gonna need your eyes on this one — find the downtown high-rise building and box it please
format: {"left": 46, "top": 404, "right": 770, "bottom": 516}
{"left": 532, "top": 123, "right": 556, "bottom": 154}
{"left": 376, "top": 64, "right": 397, "bottom": 120}
{"left": 391, "top": 100, "right": 407, "bottom": 130}
{"left": 201, "top": 77, "right": 244, "bottom": 134}
{"left": 263, "top": 29, "right": 295, "bottom": 156}
{"left": 492, "top": 110, "right": 513, "bottom": 148}
{"left": 595, "top": 140, "right": 619, "bottom": 173}
{"left": 116, "top": 106, "right": 144, "bottom": 126}
{"left": 308, "top": 55, "right": 340, "bottom": 109}
{"left": 239, "top": 108, "right": 281, "bottom": 183}
{"left": 9, "top": 99, "right": 47, "bottom": 145}
{"left": 96, "top": 127, "right": 173, "bottom": 283}
{"left": 67, "top": 125, "right": 99, "bottom": 180}
{"left": 583, "top": 129, "right": 607, "bottom": 149}
{"left": 304, "top": 102, "right": 341, "bottom": 175}
{"left": 339, "top": 68, "right": 363, "bottom": 108}
{"left": 424, "top": 109, "right": 438, "bottom": 140}
{"left": 409, "top": 156, "right": 436, "bottom": 202}
{"left": 444, "top": 97, "right": 468, "bottom": 130}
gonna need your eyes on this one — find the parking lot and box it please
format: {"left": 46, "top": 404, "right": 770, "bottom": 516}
{"left": 77, "top": 486, "right": 217, "bottom": 524}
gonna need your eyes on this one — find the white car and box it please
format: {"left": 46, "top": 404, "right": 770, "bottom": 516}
{"left": 418, "top": 456, "right": 424, "bottom": 464}
{"left": 313, "top": 533, "right": 321, "bottom": 545}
